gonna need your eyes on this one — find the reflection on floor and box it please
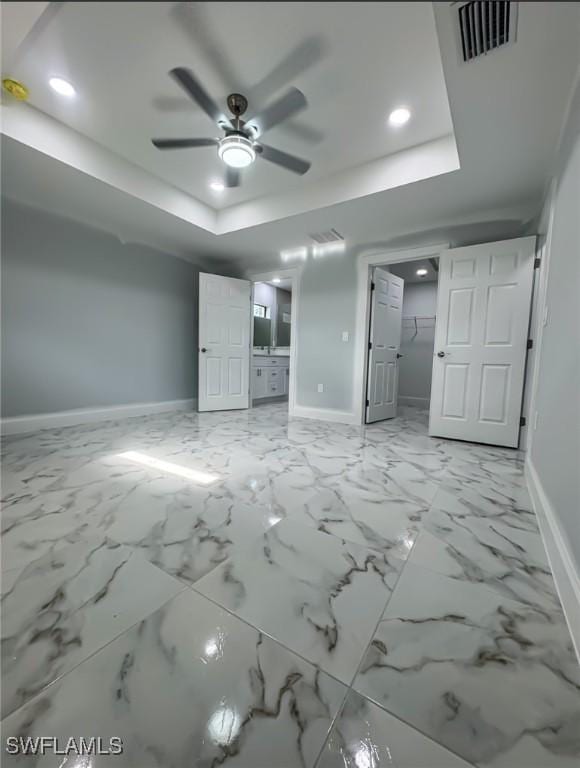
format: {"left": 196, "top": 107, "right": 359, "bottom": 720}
{"left": 2, "top": 404, "right": 579, "bottom": 766}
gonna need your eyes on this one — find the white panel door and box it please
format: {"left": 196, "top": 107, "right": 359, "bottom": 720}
{"left": 429, "top": 237, "right": 535, "bottom": 447}
{"left": 198, "top": 273, "right": 251, "bottom": 412}
{"left": 366, "top": 268, "right": 404, "bottom": 423}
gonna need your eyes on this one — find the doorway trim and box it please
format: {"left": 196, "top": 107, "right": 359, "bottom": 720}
{"left": 246, "top": 266, "right": 301, "bottom": 418}
{"left": 353, "top": 243, "right": 448, "bottom": 425}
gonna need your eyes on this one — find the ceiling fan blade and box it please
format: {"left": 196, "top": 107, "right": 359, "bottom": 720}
{"left": 170, "top": 67, "right": 227, "bottom": 125}
{"left": 256, "top": 143, "right": 311, "bottom": 175}
{"left": 225, "top": 168, "right": 241, "bottom": 188}
{"left": 246, "top": 88, "right": 307, "bottom": 136}
{"left": 152, "top": 138, "right": 218, "bottom": 150}
{"left": 171, "top": 3, "right": 244, "bottom": 97}
{"left": 248, "top": 37, "right": 325, "bottom": 106}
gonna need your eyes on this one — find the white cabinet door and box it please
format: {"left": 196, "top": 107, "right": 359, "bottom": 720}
{"left": 198, "top": 273, "right": 251, "bottom": 412}
{"left": 429, "top": 237, "right": 535, "bottom": 447}
{"left": 252, "top": 367, "right": 268, "bottom": 398}
{"left": 366, "top": 268, "right": 404, "bottom": 423}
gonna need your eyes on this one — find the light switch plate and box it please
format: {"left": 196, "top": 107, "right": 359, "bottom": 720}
{"left": 317, "top": 383, "right": 324, "bottom": 393}
{"left": 342, "top": 331, "right": 349, "bottom": 342}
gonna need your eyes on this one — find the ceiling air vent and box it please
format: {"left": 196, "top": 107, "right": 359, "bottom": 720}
{"left": 309, "top": 229, "right": 344, "bottom": 244}
{"left": 455, "top": 1, "right": 517, "bottom": 62}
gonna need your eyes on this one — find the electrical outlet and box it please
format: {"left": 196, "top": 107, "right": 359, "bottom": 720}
{"left": 317, "top": 383, "right": 324, "bottom": 393}
{"left": 342, "top": 331, "right": 349, "bottom": 342}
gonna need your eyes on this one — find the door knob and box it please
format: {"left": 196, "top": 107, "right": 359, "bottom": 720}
{"left": 396, "top": 353, "right": 403, "bottom": 359}
{"left": 200, "top": 347, "right": 207, "bottom": 353}
{"left": 437, "top": 351, "right": 446, "bottom": 358}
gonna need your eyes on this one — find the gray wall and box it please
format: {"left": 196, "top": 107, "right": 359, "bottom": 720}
{"left": 399, "top": 281, "right": 437, "bottom": 404}
{"left": 295, "top": 250, "right": 357, "bottom": 410}
{"left": 530, "top": 81, "right": 580, "bottom": 571}
{"left": 1, "top": 199, "right": 198, "bottom": 417}
{"left": 253, "top": 282, "right": 277, "bottom": 316}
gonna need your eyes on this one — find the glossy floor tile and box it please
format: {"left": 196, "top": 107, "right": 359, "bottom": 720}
{"left": 354, "top": 563, "right": 580, "bottom": 767}
{"left": 416, "top": 509, "right": 560, "bottom": 611}
{"left": 286, "top": 484, "right": 421, "bottom": 562}
{"left": 1, "top": 536, "right": 183, "bottom": 718}
{"left": 194, "top": 518, "right": 403, "bottom": 684}
{"left": 317, "top": 690, "right": 472, "bottom": 768}
{"left": 2, "top": 589, "right": 347, "bottom": 767}
{"left": 1, "top": 403, "right": 577, "bottom": 767}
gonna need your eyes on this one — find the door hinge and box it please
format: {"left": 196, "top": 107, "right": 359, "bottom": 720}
{"left": 520, "top": 416, "right": 526, "bottom": 427}
{"left": 527, "top": 339, "right": 533, "bottom": 350}
{"left": 370, "top": 282, "right": 375, "bottom": 291}
{"left": 368, "top": 341, "right": 372, "bottom": 350}
{"left": 534, "top": 257, "right": 541, "bottom": 269}
{"left": 366, "top": 398, "right": 370, "bottom": 407}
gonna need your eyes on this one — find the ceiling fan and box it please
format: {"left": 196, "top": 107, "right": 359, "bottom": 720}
{"left": 152, "top": 67, "right": 312, "bottom": 188}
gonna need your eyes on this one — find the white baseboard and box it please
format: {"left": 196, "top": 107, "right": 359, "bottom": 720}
{"left": 398, "top": 396, "right": 430, "bottom": 408}
{"left": 292, "top": 405, "right": 359, "bottom": 425}
{"left": 1, "top": 399, "right": 197, "bottom": 436}
{"left": 525, "top": 458, "right": 580, "bottom": 663}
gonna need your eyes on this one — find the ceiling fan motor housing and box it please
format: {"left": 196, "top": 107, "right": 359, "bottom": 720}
{"left": 227, "top": 93, "right": 248, "bottom": 117}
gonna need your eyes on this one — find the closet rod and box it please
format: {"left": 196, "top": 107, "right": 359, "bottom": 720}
{"left": 402, "top": 315, "right": 436, "bottom": 339}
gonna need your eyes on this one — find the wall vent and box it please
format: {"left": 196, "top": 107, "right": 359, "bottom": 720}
{"left": 455, "top": 1, "right": 517, "bottom": 62}
{"left": 309, "top": 229, "right": 344, "bottom": 244}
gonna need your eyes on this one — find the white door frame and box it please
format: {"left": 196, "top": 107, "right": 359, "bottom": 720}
{"left": 246, "top": 266, "right": 301, "bottom": 418}
{"left": 522, "top": 182, "right": 556, "bottom": 457}
{"left": 353, "top": 244, "right": 448, "bottom": 425}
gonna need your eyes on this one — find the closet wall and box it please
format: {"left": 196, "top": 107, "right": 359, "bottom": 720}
{"left": 398, "top": 281, "right": 437, "bottom": 407}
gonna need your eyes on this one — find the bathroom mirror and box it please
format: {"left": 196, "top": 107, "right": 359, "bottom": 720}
{"left": 253, "top": 282, "right": 291, "bottom": 350}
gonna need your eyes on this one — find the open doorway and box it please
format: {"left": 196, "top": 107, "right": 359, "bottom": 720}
{"left": 249, "top": 268, "right": 298, "bottom": 414}
{"left": 356, "top": 238, "right": 536, "bottom": 446}
{"left": 365, "top": 256, "right": 439, "bottom": 424}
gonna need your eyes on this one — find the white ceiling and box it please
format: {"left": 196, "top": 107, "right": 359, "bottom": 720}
{"left": 263, "top": 278, "right": 292, "bottom": 291}
{"left": 1, "top": 2, "right": 579, "bottom": 273}
{"left": 4, "top": 2, "right": 454, "bottom": 210}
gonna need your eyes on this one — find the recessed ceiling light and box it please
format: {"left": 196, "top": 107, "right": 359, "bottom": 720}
{"left": 388, "top": 107, "right": 411, "bottom": 127}
{"left": 49, "top": 77, "right": 76, "bottom": 97}
{"left": 416, "top": 268, "right": 428, "bottom": 277}
{"left": 210, "top": 181, "right": 225, "bottom": 192}
{"left": 272, "top": 277, "right": 281, "bottom": 284}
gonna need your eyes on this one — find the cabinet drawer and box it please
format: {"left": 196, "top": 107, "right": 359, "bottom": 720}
{"left": 253, "top": 356, "right": 289, "bottom": 366}
{"left": 253, "top": 357, "right": 277, "bottom": 366}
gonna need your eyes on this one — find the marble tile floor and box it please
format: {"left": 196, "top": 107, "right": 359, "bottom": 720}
{"left": 1, "top": 403, "right": 578, "bottom": 767}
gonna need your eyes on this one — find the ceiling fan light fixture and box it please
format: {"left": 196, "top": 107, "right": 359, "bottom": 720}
{"left": 218, "top": 135, "right": 256, "bottom": 168}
